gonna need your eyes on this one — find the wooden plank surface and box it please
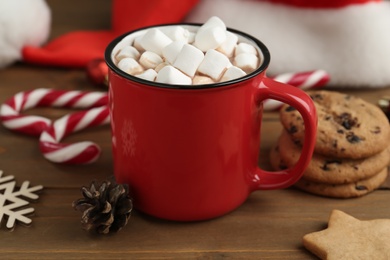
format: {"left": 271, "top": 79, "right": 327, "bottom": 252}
{"left": 1, "top": 1, "right": 390, "bottom": 259}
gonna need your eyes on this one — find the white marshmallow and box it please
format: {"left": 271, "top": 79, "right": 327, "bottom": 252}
{"left": 135, "top": 69, "right": 158, "bottom": 81}
{"left": 118, "top": 35, "right": 134, "bottom": 47}
{"left": 161, "top": 26, "right": 191, "bottom": 43}
{"left": 156, "top": 65, "right": 192, "bottom": 85}
{"left": 155, "top": 61, "right": 169, "bottom": 72}
{"left": 235, "top": 42, "right": 258, "bottom": 56}
{"left": 194, "top": 26, "right": 227, "bottom": 52}
{"left": 234, "top": 53, "right": 259, "bottom": 73}
{"left": 195, "top": 17, "right": 227, "bottom": 51}
{"left": 133, "top": 35, "right": 145, "bottom": 51}
{"left": 113, "top": 17, "right": 261, "bottom": 85}
{"left": 139, "top": 28, "right": 173, "bottom": 56}
{"left": 198, "top": 49, "right": 231, "bottom": 80}
{"left": 188, "top": 32, "right": 196, "bottom": 43}
{"left": 193, "top": 75, "right": 214, "bottom": 85}
{"left": 162, "top": 41, "right": 184, "bottom": 64}
{"left": 115, "top": 46, "right": 140, "bottom": 62}
{"left": 198, "top": 16, "right": 226, "bottom": 34}
{"left": 117, "top": 58, "right": 144, "bottom": 75}
{"left": 173, "top": 44, "right": 204, "bottom": 77}
{"left": 217, "top": 31, "right": 238, "bottom": 57}
{"left": 221, "top": 66, "right": 246, "bottom": 82}
{"left": 139, "top": 51, "right": 163, "bottom": 69}
{"left": 112, "top": 35, "right": 134, "bottom": 56}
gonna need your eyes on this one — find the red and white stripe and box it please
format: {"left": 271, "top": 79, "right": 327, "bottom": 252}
{"left": 264, "top": 70, "right": 330, "bottom": 111}
{"left": 0, "top": 88, "right": 108, "bottom": 136}
{"left": 39, "top": 106, "right": 110, "bottom": 164}
{"left": 0, "top": 88, "right": 110, "bottom": 164}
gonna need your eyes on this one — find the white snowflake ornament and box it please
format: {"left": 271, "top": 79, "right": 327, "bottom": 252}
{"left": 0, "top": 170, "right": 43, "bottom": 229}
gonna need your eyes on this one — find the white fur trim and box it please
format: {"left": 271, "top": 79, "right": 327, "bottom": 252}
{"left": 186, "top": 1, "right": 390, "bottom": 87}
{"left": 0, "top": 0, "right": 51, "bottom": 68}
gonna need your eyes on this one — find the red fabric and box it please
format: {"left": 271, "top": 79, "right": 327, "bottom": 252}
{"left": 267, "top": 0, "right": 381, "bottom": 8}
{"left": 23, "top": 31, "right": 114, "bottom": 68}
{"left": 112, "top": 0, "right": 200, "bottom": 34}
{"left": 22, "top": 0, "right": 200, "bottom": 68}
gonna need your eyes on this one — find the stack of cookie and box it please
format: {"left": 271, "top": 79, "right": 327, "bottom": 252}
{"left": 271, "top": 90, "right": 390, "bottom": 198}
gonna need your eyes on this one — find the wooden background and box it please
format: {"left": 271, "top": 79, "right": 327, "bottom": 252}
{"left": 0, "top": 1, "right": 389, "bottom": 259}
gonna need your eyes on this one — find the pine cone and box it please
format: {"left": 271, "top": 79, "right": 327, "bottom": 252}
{"left": 72, "top": 180, "right": 133, "bottom": 234}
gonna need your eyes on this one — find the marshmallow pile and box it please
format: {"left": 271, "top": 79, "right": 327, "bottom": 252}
{"left": 113, "top": 16, "right": 261, "bottom": 85}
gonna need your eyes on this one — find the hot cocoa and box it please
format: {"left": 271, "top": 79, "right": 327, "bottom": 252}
{"left": 112, "top": 16, "right": 261, "bottom": 85}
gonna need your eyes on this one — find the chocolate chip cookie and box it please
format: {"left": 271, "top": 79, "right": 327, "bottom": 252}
{"left": 269, "top": 143, "right": 287, "bottom": 172}
{"left": 278, "top": 130, "right": 390, "bottom": 184}
{"left": 280, "top": 90, "right": 390, "bottom": 159}
{"left": 294, "top": 167, "right": 388, "bottom": 198}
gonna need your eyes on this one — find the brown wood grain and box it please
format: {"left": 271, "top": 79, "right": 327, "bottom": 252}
{"left": 0, "top": 1, "right": 389, "bottom": 259}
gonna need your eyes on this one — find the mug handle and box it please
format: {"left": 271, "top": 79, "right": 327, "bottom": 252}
{"left": 250, "top": 77, "right": 317, "bottom": 190}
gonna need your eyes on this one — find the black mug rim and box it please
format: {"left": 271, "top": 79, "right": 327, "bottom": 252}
{"left": 105, "top": 23, "right": 271, "bottom": 89}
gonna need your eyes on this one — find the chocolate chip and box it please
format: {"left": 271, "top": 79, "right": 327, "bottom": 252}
{"left": 332, "top": 140, "right": 338, "bottom": 148}
{"left": 337, "top": 129, "right": 344, "bottom": 134}
{"left": 310, "top": 94, "right": 323, "bottom": 101}
{"left": 321, "top": 160, "right": 342, "bottom": 171}
{"left": 355, "top": 185, "right": 367, "bottom": 191}
{"left": 279, "top": 163, "right": 288, "bottom": 170}
{"left": 325, "top": 115, "right": 331, "bottom": 121}
{"left": 346, "top": 132, "right": 362, "bottom": 143}
{"left": 288, "top": 125, "right": 298, "bottom": 134}
{"left": 370, "top": 126, "right": 381, "bottom": 134}
{"left": 285, "top": 106, "right": 296, "bottom": 112}
{"left": 293, "top": 139, "right": 302, "bottom": 146}
{"left": 335, "top": 112, "right": 358, "bottom": 130}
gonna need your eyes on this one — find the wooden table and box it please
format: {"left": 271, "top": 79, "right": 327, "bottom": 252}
{"left": 1, "top": 1, "right": 389, "bottom": 259}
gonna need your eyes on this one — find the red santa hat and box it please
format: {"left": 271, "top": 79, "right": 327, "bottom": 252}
{"left": 21, "top": 0, "right": 198, "bottom": 68}
{"left": 0, "top": 0, "right": 51, "bottom": 68}
{"left": 186, "top": 0, "right": 390, "bottom": 87}
{"left": 263, "top": 0, "right": 381, "bottom": 8}
{"left": 17, "top": 0, "right": 390, "bottom": 88}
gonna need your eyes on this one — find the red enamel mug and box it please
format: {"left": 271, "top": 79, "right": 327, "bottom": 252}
{"left": 105, "top": 24, "right": 317, "bottom": 221}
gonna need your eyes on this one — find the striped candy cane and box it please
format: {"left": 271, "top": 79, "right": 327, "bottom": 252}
{"left": 263, "top": 70, "right": 330, "bottom": 111}
{"left": 0, "top": 88, "right": 108, "bottom": 136}
{"left": 39, "top": 106, "right": 110, "bottom": 164}
{"left": 0, "top": 88, "right": 110, "bottom": 164}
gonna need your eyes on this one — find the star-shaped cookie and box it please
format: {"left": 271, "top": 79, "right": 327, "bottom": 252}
{"left": 303, "top": 210, "right": 390, "bottom": 259}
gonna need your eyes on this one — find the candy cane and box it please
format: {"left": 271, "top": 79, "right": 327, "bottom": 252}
{"left": 39, "top": 106, "right": 110, "bottom": 164}
{"left": 0, "top": 88, "right": 110, "bottom": 164}
{"left": 0, "top": 88, "right": 108, "bottom": 136}
{"left": 263, "top": 70, "right": 330, "bottom": 111}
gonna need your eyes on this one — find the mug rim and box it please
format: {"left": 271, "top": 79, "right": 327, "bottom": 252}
{"left": 105, "top": 23, "right": 271, "bottom": 89}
